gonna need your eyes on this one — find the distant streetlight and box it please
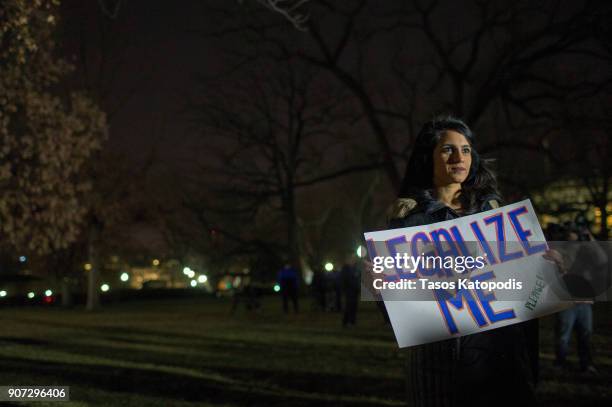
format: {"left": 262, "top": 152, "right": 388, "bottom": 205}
{"left": 19, "top": 256, "right": 26, "bottom": 263}
{"left": 356, "top": 245, "right": 365, "bottom": 258}
{"left": 27, "top": 292, "right": 35, "bottom": 299}
{"left": 100, "top": 284, "right": 110, "bottom": 292}
{"left": 84, "top": 263, "right": 92, "bottom": 271}
{"left": 197, "top": 275, "right": 208, "bottom": 284}
{"left": 183, "top": 267, "right": 191, "bottom": 275}
{"left": 44, "top": 289, "right": 53, "bottom": 297}
{"left": 0, "top": 290, "right": 6, "bottom": 297}
{"left": 152, "top": 259, "right": 160, "bottom": 266}
{"left": 187, "top": 270, "right": 195, "bottom": 279}
{"left": 324, "top": 262, "right": 334, "bottom": 272}
{"left": 120, "top": 272, "right": 129, "bottom": 282}
{"left": 190, "top": 280, "right": 197, "bottom": 287}
{"left": 273, "top": 284, "right": 281, "bottom": 292}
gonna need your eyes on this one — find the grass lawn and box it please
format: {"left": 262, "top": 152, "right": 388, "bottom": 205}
{"left": 0, "top": 297, "right": 610, "bottom": 406}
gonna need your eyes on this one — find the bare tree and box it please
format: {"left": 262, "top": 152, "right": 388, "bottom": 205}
{"left": 560, "top": 100, "right": 611, "bottom": 239}
{"left": 186, "top": 56, "right": 379, "bottom": 274}
{"left": 247, "top": 0, "right": 311, "bottom": 31}
{"left": 207, "top": 0, "right": 610, "bottom": 195}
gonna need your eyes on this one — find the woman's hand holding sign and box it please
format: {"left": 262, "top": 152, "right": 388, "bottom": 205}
{"left": 362, "top": 259, "right": 381, "bottom": 296}
{"left": 543, "top": 248, "right": 567, "bottom": 274}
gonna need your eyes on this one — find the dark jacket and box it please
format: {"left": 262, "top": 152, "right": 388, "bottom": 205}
{"left": 277, "top": 266, "right": 299, "bottom": 291}
{"left": 388, "top": 191, "right": 538, "bottom": 407}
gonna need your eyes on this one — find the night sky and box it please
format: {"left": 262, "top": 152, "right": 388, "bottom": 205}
{"left": 60, "top": 1, "right": 216, "bottom": 164}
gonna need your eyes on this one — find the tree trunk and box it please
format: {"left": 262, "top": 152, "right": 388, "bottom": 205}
{"left": 598, "top": 201, "right": 609, "bottom": 240}
{"left": 61, "top": 277, "right": 73, "bottom": 307}
{"left": 599, "top": 177, "right": 610, "bottom": 240}
{"left": 86, "top": 224, "right": 100, "bottom": 311}
{"left": 286, "top": 191, "right": 300, "bottom": 270}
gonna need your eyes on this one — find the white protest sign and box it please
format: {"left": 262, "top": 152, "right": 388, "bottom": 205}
{"left": 364, "top": 199, "right": 571, "bottom": 348}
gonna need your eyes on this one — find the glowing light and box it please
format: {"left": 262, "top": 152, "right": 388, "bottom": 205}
{"left": 197, "top": 275, "right": 208, "bottom": 284}
{"left": 44, "top": 289, "right": 53, "bottom": 297}
{"left": 273, "top": 284, "right": 281, "bottom": 292}
{"left": 84, "top": 263, "right": 92, "bottom": 271}
{"left": 190, "top": 280, "right": 197, "bottom": 287}
{"left": 324, "top": 262, "right": 334, "bottom": 272}
{"left": 0, "top": 290, "right": 6, "bottom": 297}
{"left": 120, "top": 272, "right": 129, "bottom": 282}
{"left": 187, "top": 270, "right": 195, "bottom": 278}
{"left": 152, "top": 259, "right": 160, "bottom": 266}
{"left": 27, "top": 292, "right": 35, "bottom": 299}
{"left": 19, "top": 256, "right": 27, "bottom": 263}
{"left": 183, "top": 267, "right": 191, "bottom": 275}
{"left": 356, "top": 245, "right": 365, "bottom": 258}
{"left": 100, "top": 284, "right": 110, "bottom": 292}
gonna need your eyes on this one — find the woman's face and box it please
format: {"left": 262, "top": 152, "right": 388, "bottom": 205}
{"left": 432, "top": 130, "right": 472, "bottom": 187}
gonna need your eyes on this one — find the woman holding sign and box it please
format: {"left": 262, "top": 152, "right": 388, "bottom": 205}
{"left": 387, "top": 116, "right": 538, "bottom": 406}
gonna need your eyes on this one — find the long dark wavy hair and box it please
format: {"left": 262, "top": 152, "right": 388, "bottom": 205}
{"left": 399, "top": 116, "right": 501, "bottom": 213}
